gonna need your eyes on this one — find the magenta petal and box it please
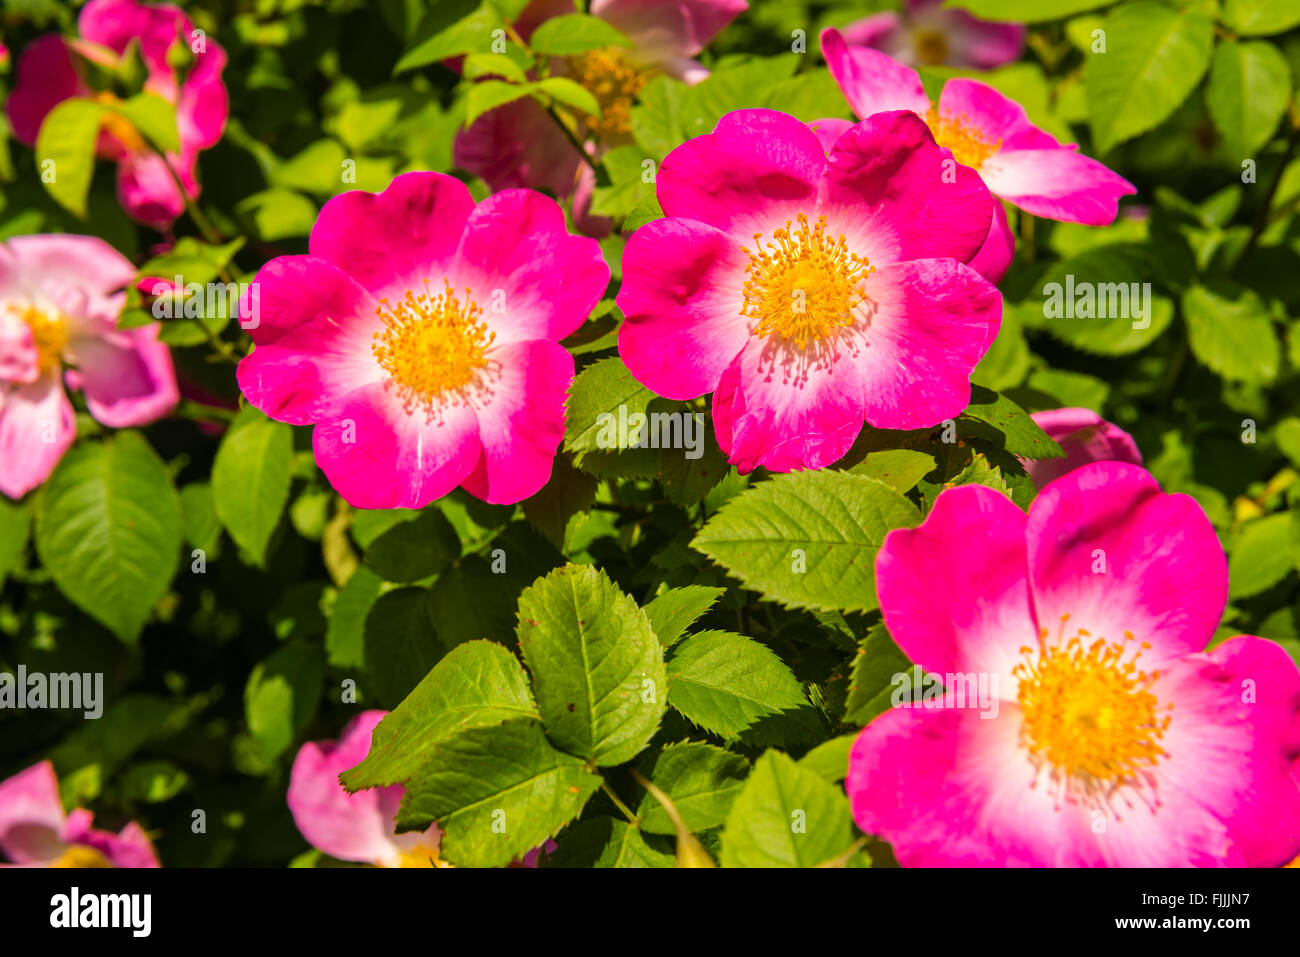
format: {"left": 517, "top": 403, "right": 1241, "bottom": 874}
{"left": 948, "top": 17, "right": 1026, "bottom": 71}
{"left": 657, "top": 109, "right": 826, "bottom": 238}
{"left": 591, "top": 0, "right": 748, "bottom": 61}
{"left": 846, "top": 704, "right": 1093, "bottom": 866}
{"left": 821, "top": 111, "right": 995, "bottom": 266}
{"left": 5, "top": 36, "right": 86, "bottom": 146}
{"left": 936, "top": 78, "right": 1050, "bottom": 150}
{"left": 854, "top": 259, "right": 1000, "bottom": 429}
{"left": 459, "top": 339, "right": 573, "bottom": 505}
{"left": 452, "top": 189, "right": 609, "bottom": 344}
{"left": 66, "top": 324, "right": 178, "bottom": 427}
{"left": 1023, "top": 407, "right": 1142, "bottom": 490}
{"left": 617, "top": 217, "right": 750, "bottom": 400}
{"left": 966, "top": 200, "right": 1014, "bottom": 283}
{"left": 712, "top": 332, "right": 867, "bottom": 474}
{"left": 0, "top": 374, "right": 76, "bottom": 500}
{"left": 310, "top": 171, "right": 476, "bottom": 299}
{"left": 806, "top": 117, "right": 854, "bottom": 153}
{"left": 312, "top": 382, "right": 481, "bottom": 510}
{"left": 839, "top": 11, "right": 902, "bottom": 52}
{"left": 236, "top": 256, "right": 384, "bottom": 426}
{"left": 0, "top": 312, "right": 39, "bottom": 384}
{"left": 0, "top": 761, "right": 67, "bottom": 864}
{"left": 115, "top": 149, "right": 189, "bottom": 227}
{"left": 453, "top": 95, "right": 585, "bottom": 200}
{"left": 1027, "top": 462, "right": 1228, "bottom": 665}
{"left": 821, "top": 27, "right": 930, "bottom": 120}
{"left": 877, "top": 483, "right": 1037, "bottom": 685}
{"left": 981, "top": 148, "right": 1137, "bottom": 225}
{"left": 288, "top": 710, "right": 404, "bottom": 866}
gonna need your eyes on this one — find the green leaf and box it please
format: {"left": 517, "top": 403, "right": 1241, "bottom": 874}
{"left": 344, "top": 640, "right": 538, "bottom": 790}
{"left": 35, "top": 432, "right": 181, "bottom": 643}
{"left": 462, "top": 52, "right": 527, "bottom": 83}
{"left": 1206, "top": 41, "right": 1291, "bottom": 159}
{"left": 244, "top": 642, "right": 324, "bottom": 761}
{"left": 522, "top": 456, "right": 597, "bottom": 548}
{"left": 395, "top": 2, "right": 505, "bottom": 73}
{"left": 0, "top": 498, "right": 31, "bottom": 590}
{"left": 529, "top": 14, "right": 632, "bottom": 54}
{"left": 666, "top": 630, "right": 821, "bottom": 746}
{"left": 798, "top": 734, "right": 856, "bottom": 784}
{"left": 1032, "top": 249, "right": 1175, "bottom": 355}
{"left": 115, "top": 93, "right": 180, "bottom": 153}
{"left": 846, "top": 449, "right": 936, "bottom": 492}
{"left": 537, "top": 77, "right": 601, "bottom": 118}
{"left": 465, "top": 79, "right": 535, "bottom": 129}
{"left": 1182, "top": 283, "right": 1280, "bottom": 384}
{"left": 643, "top": 585, "right": 726, "bottom": 647}
{"left": 1086, "top": 2, "right": 1213, "bottom": 154}
{"left": 427, "top": 555, "right": 523, "bottom": 647}
{"left": 1229, "top": 513, "right": 1294, "bottom": 598}
{"left": 961, "top": 385, "right": 1064, "bottom": 460}
{"left": 35, "top": 98, "right": 104, "bottom": 217}
{"left": 542, "top": 817, "right": 674, "bottom": 867}
{"left": 362, "top": 508, "right": 460, "bottom": 582}
{"left": 325, "top": 564, "right": 382, "bottom": 670}
{"left": 363, "top": 587, "right": 443, "bottom": 709}
{"left": 516, "top": 564, "right": 666, "bottom": 766}
{"left": 720, "top": 751, "right": 857, "bottom": 868}
{"left": 948, "top": 0, "right": 1119, "bottom": 23}
{"left": 211, "top": 406, "right": 293, "bottom": 567}
{"left": 636, "top": 741, "right": 749, "bottom": 835}
{"left": 1223, "top": 0, "right": 1300, "bottom": 36}
{"left": 564, "top": 356, "right": 655, "bottom": 454}
{"left": 179, "top": 481, "right": 221, "bottom": 555}
{"left": 691, "top": 471, "right": 921, "bottom": 613}
{"left": 844, "top": 624, "right": 911, "bottom": 726}
{"left": 396, "top": 718, "right": 602, "bottom": 867}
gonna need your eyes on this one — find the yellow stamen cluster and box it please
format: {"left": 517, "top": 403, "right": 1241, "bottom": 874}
{"left": 741, "top": 213, "right": 872, "bottom": 370}
{"left": 391, "top": 844, "right": 450, "bottom": 868}
{"left": 51, "top": 845, "right": 113, "bottom": 868}
{"left": 94, "top": 91, "right": 148, "bottom": 153}
{"left": 1014, "top": 616, "right": 1171, "bottom": 808}
{"left": 19, "top": 304, "right": 68, "bottom": 374}
{"left": 370, "top": 280, "right": 495, "bottom": 419}
{"left": 924, "top": 107, "right": 1001, "bottom": 169}
{"left": 913, "top": 28, "right": 950, "bottom": 66}
{"left": 565, "top": 47, "right": 647, "bottom": 139}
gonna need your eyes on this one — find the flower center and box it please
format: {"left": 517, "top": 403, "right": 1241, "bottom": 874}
{"left": 565, "top": 47, "right": 647, "bottom": 139}
{"left": 19, "top": 305, "right": 68, "bottom": 374}
{"left": 1013, "top": 616, "right": 1171, "bottom": 806}
{"left": 913, "top": 28, "right": 950, "bottom": 66}
{"left": 924, "top": 107, "right": 1001, "bottom": 169}
{"left": 391, "top": 844, "right": 447, "bottom": 868}
{"left": 52, "top": 845, "right": 113, "bottom": 868}
{"left": 94, "top": 91, "right": 149, "bottom": 153}
{"left": 370, "top": 280, "right": 496, "bottom": 419}
{"left": 741, "top": 213, "right": 872, "bottom": 356}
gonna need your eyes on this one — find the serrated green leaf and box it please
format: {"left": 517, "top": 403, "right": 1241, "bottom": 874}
{"left": 846, "top": 449, "right": 936, "bottom": 492}
{"left": 1086, "top": 2, "right": 1213, "bottom": 154}
{"left": 636, "top": 741, "right": 749, "bottom": 835}
{"left": 564, "top": 356, "right": 655, "bottom": 454}
{"left": 1183, "top": 283, "right": 1280, "bottom": 384}
{"left": 1206, "top": 41, "right": 1291, "bottom": 160}
{"left": 395, "top": 3, "right": 504, "bottom": 73}
{"left": 516, "top": 564, "right": 666, "bottom": 765}
{"left": 691, "top": 471, "right": 921, "bottom": 613}
{"left": 542, "top": 817, "right": 674, "bottom": 867}
{"left": 35, "top": 432, "right": 181, "bottom": 643}
{"left": 961, "top": 385, "right": 1064, "bottom": 460}
{"left": 465, "top": 79, "right": 535, "bottom": 129}
{"left": 211, "top": 406, "right": 293, "bottom": 566}
{"left": 643, "top": 585, "right": 726, "bottom": 647}
{"left": 666, "top": 630, "right": 821, "bottom": 746}
{"left": 537, "top": 76, "right": 601, "bottom": 118}
{"left": 798, "top": 734, "right": 856, "bottom": 784}
{"left": 396, "top": 718, "right": 601, "bottom": 867}
{"left": 844, "top": 624, "right": 911, "bottom": 726}
{"left": 720, "top": 751, "right": 857, "bottom": 868}
{"left": 1229, "top": 512, "right": 1294, "bottom": 598}
{"left": 344, "top": 640, "right": 539, "bottom": 790}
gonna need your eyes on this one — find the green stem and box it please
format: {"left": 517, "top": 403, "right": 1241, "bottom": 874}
{"left": 601, "top": 779, "right": 637, "bottom": 824}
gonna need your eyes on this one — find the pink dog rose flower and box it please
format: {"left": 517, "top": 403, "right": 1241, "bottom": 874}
{"left": 617, "top": 108, "right": 1001, "bottom": 473}
{"left": 1023, "top": 407, "right": 1141, "bottom": 489}
{"left": 288, "top": 711, "right": 447, "bottom": 868}
{"left": 841, "top": 0, "right": 1025, "bottom": 70}
{"left": 847, "top": 462, "right": 1300, "bottom": 866}
{"left": 0, "top": 234, "right": 179, "bottom": 499}
{"left": 6, "top": 0, "right": 228, "bottom": 228}
{"left": 236, "top": 171, "right": 609, "bottom": 509}
{"left": 454, "top": 0, "right": 747, "bottom": 229}
{"left": 820, "top": 27, "right": 1135, "bottom": 282}
{"left": 0, "top": 761, "right": 160, "bottom": 867}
